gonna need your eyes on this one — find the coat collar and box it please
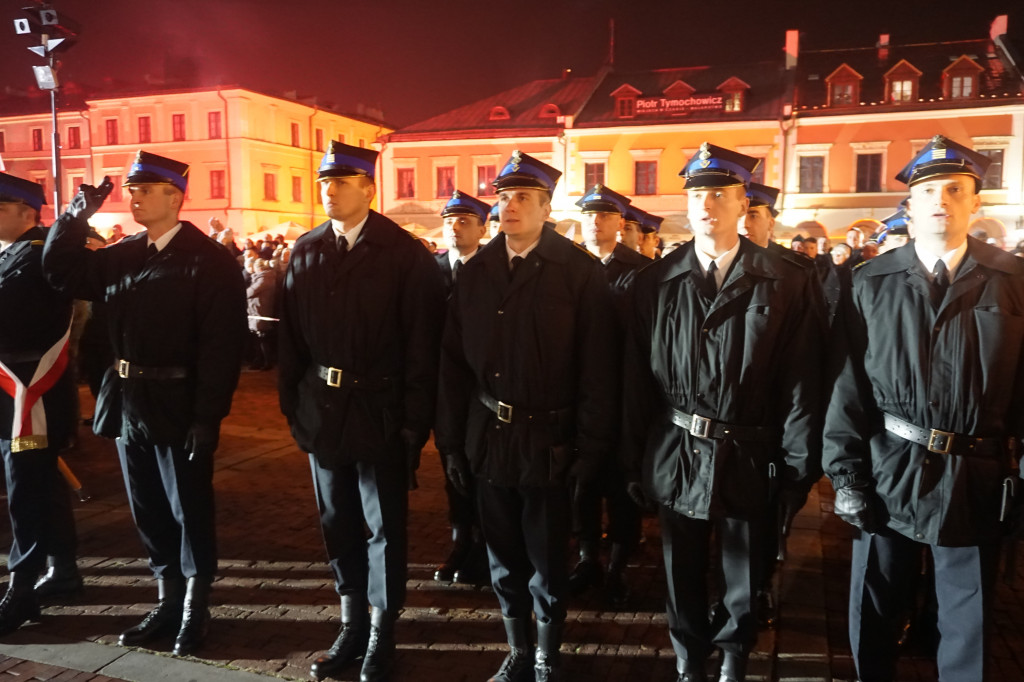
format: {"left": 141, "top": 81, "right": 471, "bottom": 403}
{"left": 861, "top": 237, "right": 1022, "bottom": 278}
{"left": 657, "top": 238, "right": 783, "bottom": 284}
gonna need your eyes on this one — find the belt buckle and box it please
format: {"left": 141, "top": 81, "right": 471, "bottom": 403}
{"left": 497, "top": 401, "right": 513, "bottom": 424}
{"left": 117, "top": 359, "right": 130, "bottom": 378}
{"left": 928, "top": 429, "right": 954, "bottom": 454}
{"left": 689, "top": 414, "right": 712, "bottom": 439}
{"left": 326, "top": 367, "right": 342, "bottom": 388}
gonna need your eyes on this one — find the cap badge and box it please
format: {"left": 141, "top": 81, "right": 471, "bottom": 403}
{"left": 511, "top": 150, "right": 522, "bottom": 172}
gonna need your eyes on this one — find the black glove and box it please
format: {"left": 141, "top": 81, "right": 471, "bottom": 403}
{"left": 778, "top": 486, "right": 809, "bottom": 537}
{"left": 834, "top": 483, "right": 881, "bottom": 534}
{"left": 184, "top": 422, "right": 220, "bottom": 462}
{"left": 444, "top": 451, "right": 472, "bottom": 498}
{"left": 400, "top": 428, "right": 425, "bottom": 491}
{"left": 626, "top": 480, "right": 655, "bottom": 512}
{"left": 67, "top": 179, "right": 112, "bottom": 221}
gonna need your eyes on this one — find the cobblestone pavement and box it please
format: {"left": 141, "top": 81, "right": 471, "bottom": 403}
{"left": 2, "top": 370, "right": 1023, "bottom": 681}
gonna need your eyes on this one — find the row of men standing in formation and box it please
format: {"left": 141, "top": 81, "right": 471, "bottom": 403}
{"left": 1, "top": 130, "right": 1021, "bottom": 682}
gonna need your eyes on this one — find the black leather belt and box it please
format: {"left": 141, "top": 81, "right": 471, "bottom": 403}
{"left": 316, "top": 364, "right": 391, "bottom": 390}
{"left": 478, "top": 390, "right": 571, "bottom": 425}
{"left": 668, "top": 407, "right": 773, "bottom": 442}
{"left": 883, "top": 413, "right": 1004, "bottom": 457}
{"left": 115, "top": 359, "right": 187, "bottom": 380}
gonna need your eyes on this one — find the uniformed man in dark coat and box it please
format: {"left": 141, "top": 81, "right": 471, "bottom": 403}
{"left": 436, "top": 151, "right": 617, "bottom": 682}
{"left": 823, "top": 135, "right": 1024, "bottom": 682}
{"left": 42, "top": 152, "right": 247, "bottom": 655}
{"left": 0, "top": 173, "right": 78, "bottom": 635}
{"left": 278, "top": 141, "right": 446, "bottom": 682}
{"left": 623, "top": 143, "right": 823, "bottom": 682}
{"left": 433, "top": 190, "right": 489, "bottom": 586}
{"left": 634, "top": 207, "right": 664, "bottom": 260}
{"left": 570, "top": 184, "right": 649, "bottom": 606}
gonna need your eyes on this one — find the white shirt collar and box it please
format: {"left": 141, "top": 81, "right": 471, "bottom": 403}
{"left": 694, "top": 238, "right": 741, "bottom": 290}
{"left": 331, "top": 213, "right": 370, "bottom": 247}
{"left": 506, "top": 235, "right": 541, "bottom": 265}
{"left": 914, "top": 240, "right": 968, "bottom": 281}
{"left": 448, "top": 246, "right": 478, "bottom": 270}
{"left": 148, "top": 222, "right": 182, "bottom": 252}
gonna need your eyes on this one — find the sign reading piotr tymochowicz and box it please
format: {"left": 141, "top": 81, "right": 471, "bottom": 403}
{"left": 635, "top": 94, "right": 725, "bottom": 115}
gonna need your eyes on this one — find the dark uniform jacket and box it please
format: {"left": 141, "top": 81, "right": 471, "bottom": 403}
{"left": 603, "top": 243, "right": 651, "bottom": 293}
{"left": 278, "top": 211, "right": 446, "bottom": 467}
{"left": 436, "top": 226, "right": 618, "bottom": 487}
{"left": 43, "top": 217, "right": 247, "bottom": 445}
{"left": 823, "top": 238, "right": 1024, "bottom": 546}
{"left": 0, "top": 226, "right": 75, "bottom": 447}
{"left": 623, "top": 238, "right": 823, "bottom": 519}
{"left": 435, "top": 251, "right": 455, "bottom": 292}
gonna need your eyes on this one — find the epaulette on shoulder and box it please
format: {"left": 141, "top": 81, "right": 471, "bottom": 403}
{"left": 29, "top": 240, "right": 44, "bottom": 247}
{"left": 571, "top": 241, "right": 598, "bottom": 261}
{"left": 852, "top": 259, "right": 870, "bottom": 272}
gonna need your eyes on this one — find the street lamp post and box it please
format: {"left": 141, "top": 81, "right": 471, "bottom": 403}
{"left": 13, "top": 2, "right": 78, "bottom": 212}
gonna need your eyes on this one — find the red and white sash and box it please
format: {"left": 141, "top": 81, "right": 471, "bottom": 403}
{"left": 0, "top": 325, "right": 71, "bottom": 452}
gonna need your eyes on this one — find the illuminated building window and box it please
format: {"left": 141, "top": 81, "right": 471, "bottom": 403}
{"left": 889, "top": 80, "right": 913, "bottom": 102}
{"left": 396, "top": 168, "right": 415, "bottom": 199}
{"left": 584, "top": 162, "right": 605, "bottom": 189}
{"left": 291, "top": 122, "right": 301, "bottom": 147}
{"left": 359, "top": 138, "right": 366, "bottom": 148}
{"left": 138, "top": 116, "right": 151, "bottom": 144}
{"left": 105, "top": 119, "right": 118, "bottom": 145}
{"left": 723, "top": 92, "right": 743, "bottom": 112}
{"left": 634, "top": 160, "right": 657, "bottom": 195}
{"left": 978, "top": 149, "right": 1004, "bottom": 189}
{"left": 292, "top": 176, "right": 302, "bottom": 203}
{"left": 337, "top": 134, "right": 345, "bottom": 143}
{"left": 799, "top": 156, "right": 824, "bottom": 193}
{"left": 855, "top": 153, "right": 883, "bottom": 192}
{"left": 315, "top": 128, "right": 324, "bottom": 152}
{"left": 477, "top": 165, "right": 496, "bottom": 197}
{"left": 951, "top": 75, "right": 974, "bottom": 99}
{"left": 69, "top": 175, "right": 83, "bottom": 199}
{"left": 172, "top": 114, "right": 186, "bottom": 142}
{"left": 263, "top": 172, "right": 277, "bottom": 201}
{"left": 436, "top": 166, "right": 455, "bottom": 198}
{"left": 66, "top": 126, "right": 81, "bottom": 149}
{"left": 0, "top": 131, "right": 4, "bottom": 153}
{"left": 31, "top": 128, "right": 43, "bottom": 151}
{"left": 750, "top": 158, "right": 766, "bottom": 185}
{"left": 832, "top": 83, "right": 855, "bottom": 105}
{"left": 208, "top": 111, "right": 222, "bottom": 139}
{"left": 210, "top": 170, "right": 226, "bottom": 199}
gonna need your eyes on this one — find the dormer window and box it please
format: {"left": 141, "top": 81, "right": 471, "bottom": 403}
{"left": 611, "top": 84, "right": 641, "bottom": 119}
{"left": 825, "top": 64, "right": 863, "bottom": 107}
{"left": 539, "top": 103, "right": 560, "bottom": 119}
{"left": 488, "top": 106, "right": 510, "bottom": 121}
{"left": 717, "top": 77, "right": 750, "bottom": 114}
{"left": 884, "top": 60, "right": 922, "bottom": 104}
{"left": 943, "top": 55, "right": 983, "bottom": 100}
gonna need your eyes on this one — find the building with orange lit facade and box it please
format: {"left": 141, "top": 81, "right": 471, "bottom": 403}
{"left": 381, "top": 15, "right": 1023, "bottom": 243}
{"left": 0, "top": 86, "right": 390, "bottom": 237}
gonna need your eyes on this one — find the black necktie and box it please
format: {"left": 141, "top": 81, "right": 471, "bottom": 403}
{"left": 509, "top": 255, "right": 524, "bottom": 281}
{"left": 452, "top": 259, "right": 462, "bottom": 283}
{"left": 931, "top": 260, "right": 949, "bottom": 309}
{"left": 337, "top": 234, "right": 348, "bottom": 257}
{"left": 147, "top": 243, "right": 158, "bottom": 259}
{"left": 704, "top": 261, "right": 718, "bottom": 299}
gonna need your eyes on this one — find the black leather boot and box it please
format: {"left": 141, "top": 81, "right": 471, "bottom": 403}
{"left": 677, "top": 656, "right": 707, "bottom": 682}
{"left": 718, "top": 652, "right": 747, "bottom": 682}
{"left": 359, "top": 606, "right": 397, "bottom": 682}
{"left": 310, "top": 595, "right": 370, "bottom": 681}
{"left": 488, "top": 616, "right": 533, "bottom": 682}
{"left": 34, "top": 557, "right": 83, "bottom": 600}
{"left": 119, "top": 577, "right": 185, "bottom": 646}
{"left": 534, "top": 621, "right": 563, "bottom": 682}
{"left": 173, "top": 577, "right": 212, "bottom": 656}
{"left": 0, "top": 572, "right": 41, "bottom": 636}
{"left": 567, "top": 541, "right": 602, "bottom": 597}
{"left": 435, "top": 525, "right": 471, "bottom": 582}
{"left": 453, "top": 534, "right": 489, "bottom": 586}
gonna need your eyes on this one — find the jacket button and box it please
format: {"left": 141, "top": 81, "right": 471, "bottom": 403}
{"left": 915, "top": 533, "right": 924, "bottom": 539}
{"left": 693, "top": 449, "right": 700, "bottom": 455}
{"left": 702, "top": 328, "right": 709, "bottom": 333}
{"left": 696, "top": 392, "right": 704, "bottom": 399}
{"left": 688, "top": 510, "right": 695, "bottom": 516}
{"left": 497, "top": 309, "right": 504, "bottom": 315}
{"left": 929, "top": 400, "right": 938, "bottom": 407}
{"left": 494, "top": 372, "right": 500, "bottom": 378}
{"left": 924, "top": 458, "right": 930, "bottom": 464}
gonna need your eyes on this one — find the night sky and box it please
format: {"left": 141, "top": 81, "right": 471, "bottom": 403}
{"left": 1, "top": 0, "right": 1021, "bottom": 129}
